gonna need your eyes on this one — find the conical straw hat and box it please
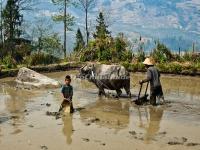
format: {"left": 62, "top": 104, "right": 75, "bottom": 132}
{"left": 143, "top": 58, "right": 154, "bottom": 65}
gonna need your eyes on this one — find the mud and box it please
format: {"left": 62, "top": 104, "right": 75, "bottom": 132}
{"left": 0, "top": 71, "right": 200, "bottom": 150}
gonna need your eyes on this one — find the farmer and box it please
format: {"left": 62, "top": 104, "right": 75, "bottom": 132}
{"left": 139, "top": 58, "right": 164, "bottom": 105}
{"left": 60, "top": 75, "right": 74, "bottom": 113}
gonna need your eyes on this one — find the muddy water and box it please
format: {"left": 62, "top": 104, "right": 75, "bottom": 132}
{"left": 0, "top": 71, "right": 200, "bottom": 150}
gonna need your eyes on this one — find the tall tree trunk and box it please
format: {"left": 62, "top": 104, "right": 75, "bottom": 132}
{"left": 64, "top": 0, "right": 67, "bottom": 58}
{"left": 85, "top": 7, "right": 89, "bottom": 46}
{"left": 0, "top": 0, "right": 3, "bottom": 45}
{"left": 10, "top": 16, "right": 14, "bottom": 57}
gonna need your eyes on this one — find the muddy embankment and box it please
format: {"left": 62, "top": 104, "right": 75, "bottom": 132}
{"left": 1, "top": 62, "right": 200, "bottom": 79}
{"left": 0, "top": 62, "right": 83, "bottom": 79}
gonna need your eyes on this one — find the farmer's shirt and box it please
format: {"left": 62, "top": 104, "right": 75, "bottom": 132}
{"left": 61, "top": 84, "right": 73, "bottom": 100}
{"left": 146, "top": 66, "right": 161, "bottom": 89}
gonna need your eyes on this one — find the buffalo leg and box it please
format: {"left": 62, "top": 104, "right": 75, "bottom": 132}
{"left": 98, "top": 88, "right": 106, "bottom": 97}
{"left": 124, "top": 84, "right": 131, "bottom": 98}
{"left": 116, "top": 89, "right": 122, "bottom": 97}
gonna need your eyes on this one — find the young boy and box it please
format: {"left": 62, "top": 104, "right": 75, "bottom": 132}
{"left": 60, "top": 75, "right": 74, "bottom": 113}
{"left": 139, "top": 58, "right": 164, "bottom": 105}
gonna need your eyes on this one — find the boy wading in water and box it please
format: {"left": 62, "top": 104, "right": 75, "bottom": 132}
{"left": 60, "top": 75, "right": 74, "bottom": 113}
{"left": 139, "top": 58, "right": 164, "bottom": 105}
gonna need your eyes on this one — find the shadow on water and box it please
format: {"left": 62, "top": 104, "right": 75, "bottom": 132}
{"left": 62, "top": 115, "right": 74, "bottom": 145}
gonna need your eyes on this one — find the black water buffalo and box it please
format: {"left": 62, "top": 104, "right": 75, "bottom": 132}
{"left": 78, "top": 64, "right": 131, "bottom": 97}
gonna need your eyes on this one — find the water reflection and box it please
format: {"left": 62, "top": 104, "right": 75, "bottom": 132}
{"left": 130, "top": 105, "right": 165, "bottom": 143}
{"left": 137, "top": 107, "right": 149, "bottom": 128}
{"left": 62, "top": 115, "right": 74, "bottom": 145}
{"left": 144, "top": 106, "right": 164, "bottom": 143}
{"left": 80, "top": 99, "right": 130, "bottom": 132}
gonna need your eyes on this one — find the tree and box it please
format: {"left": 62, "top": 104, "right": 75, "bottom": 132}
{"left": 30, "top": 17, "right": 62, "bottom": 56}
{"left": 115, "top": 33, "right": 127, "bottom": 59}
{"left": 93, "top": 12, "right": 111, "bottom": 40}
{"left": 31, "top": 18, "right": 53, "bottom": 53}
{"left": 2, "top": 0, "right": 23, "bottom": 56}
{"left": 93, "top": 12, "right": 111, "bottom": 61}
{"left": 74, "top": 0, "right": 96, "bottom": 45}
{"left": 41, "top": 33, "right": 62, "bottom": 57}
{"left": 52, "top": 0, "right": 75, "bottom": 59}
{"left": 74, "top": 28, "right": 85, "bottom": 52}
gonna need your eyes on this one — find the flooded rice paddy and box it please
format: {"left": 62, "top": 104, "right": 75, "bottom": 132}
{"left": 0, "top": 70, "right": 200, "bottom": 150}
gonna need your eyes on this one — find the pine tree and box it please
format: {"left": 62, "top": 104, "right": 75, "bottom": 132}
{"left": 3, "top": 0, "right": 23, "bottom": 55}
{"left": 74, "top": 28, "right": 85, "bottom": 52}
{"left": 93, "top": 12, "right": 110, "bottom": 40}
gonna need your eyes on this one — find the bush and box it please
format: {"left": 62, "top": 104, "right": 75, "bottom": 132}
{"left": 121, "top": 50, "right": 133, "bottom": 62}
{"left": 182, "top": 53, "right": 200, "bottom": 63}
{"left": 122, "top": 62, "right": 145, "bottom": 72}
{"left": 24, "top": 53, "right": 59, "bottom": 66}
{"left": 168, "top": 63, "right": 183, "bottom": 74}
{"left": 151, "top": 42, "right": 173, "bottom": 63}
{"left": 0, "top": 55, "right": 17, "bottom": 69}
{"left": 157, "top": 63, "right": 182, "bottom": 74}
{"left": 172, "top": 54, "right": 183, "bottom": 62}
{"left": 137, "top": 52, "right": 145, "bottom": 62}
{"left": 14, "top": 43, "right": 32, "bottom": 63}
{"left": 80, "top": 49, "right": 98, "bottom": 62}
{"left": 98, "top": 49, "right": 112, "bottom": 61}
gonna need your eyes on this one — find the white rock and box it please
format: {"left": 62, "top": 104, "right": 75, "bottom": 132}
{"left": 16, "top": 67, "right": 60, "bottom": 88}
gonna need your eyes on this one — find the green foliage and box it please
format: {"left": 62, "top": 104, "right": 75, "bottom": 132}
{"left": 151, "top": 41, "right": 173, "bottom": 63}
{"left": 3, "top": 0, "right": 23, "bottom": 40}
{"left": 98, "top": 49, "right": 112, "bottom": 61}
{"left": 80, "top": 49, "right": 98, "bottom": 62}
{"left": 79, "top": 36, "right": 132, "bottom": 62}
{"left": 172, "top": 54, "right": 182, "bottom": 62}
{"left": 2, "top": 0, "right": 23, "bottom": 55}
{"left": 137, "top": 51, "right": 145, "bottom": 62}
{"left": 0, "top": 55, "right": 17, "bottom": 69}
{"left": 122, "top": 62, "right": 145, "bottom": 72}
{"left": 14, "top": 43, "right": 32, "bottom": 63}
{"left": 182, "top": 53, "right": 200, "bottom": 62}
{"left": 121, "top": 62, "right": 199, "bottom": 75}
{"left": 168, "top": 63, "right": 183, "bottom": 74}
{"left": 157, "top": 63, "right": 198, "bottom": 75}
{"left": 52, "top": 13, "right": 75, "bottom": 31}
{"left": 40, "top": 33, "right": 62, "bottom": 56}
{"left": 74, "top": 28, "right": 85, "bottom": 52}
{"left": 121, "top": 50, "right": 133, "bottom": 62}
{"left": 24, "top": 53, "right": 59, "bottom": 66}
{"left": 93, "top": 12, "right": 111, "bottom": 39}
{"left": 74, "top": 12, "right": 133, "bottom": 63}
{"left": 115, "top": 33, "right": 127, "bottom": 59}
